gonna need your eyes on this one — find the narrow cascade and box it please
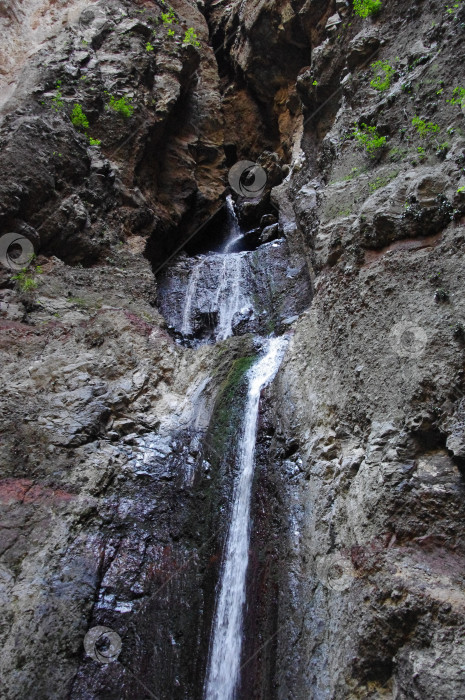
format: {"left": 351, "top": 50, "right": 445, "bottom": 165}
{"left": 176, "top": 195, "right": 250, "bottom": 342}
{"left": 224, "top": 194, "right": 242, "bottom": 245}
{"left": 181, "top": 258, "right": 205, "bottom": 336}
{"left": 204, "top": 336, "right": 289, "bottom": 700}
{"left": 214, "top": 254, "right": 245, "bottom": 342}
{"left": 214, "top": 195, "right": 247, "bottom": 341}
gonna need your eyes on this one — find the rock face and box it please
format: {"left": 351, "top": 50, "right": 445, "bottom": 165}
{"left": 1, "top": 0, "right": 465, "bottom": 698}
{"left": 157, "top": 236, "right": 312, "bottom": 343}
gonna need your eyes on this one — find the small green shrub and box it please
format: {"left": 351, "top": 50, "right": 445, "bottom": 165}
{"left": 353, "top": 0, "right": 382, "bottom": 18}
{"left": 370, "top": 60, "right": 394, "bottom": 91}
{"left": 51, "top": 80, "right": 64, "bottom": 111}
{"left": 161, "top": 8, "right": 177, "bottom": 24}
{"left": 167, "top": 28, "right": 175, "bottom": 37}
{"left": 89, "top": 136, "right": 101, "bottom": 146}
{"left": 446, "top": 0, "right": 463, "bottom": 16}
{"left": 412, "top": 115, "right": 440, "bottom": 137}
{"left": 107, "top": 94, "right": 134, "bottom": 117}
{"left": 447, "top": 86, "right": 465, "bottom": 106}
{"left": 458, "top": 186, "right": 465, "bottom": 193}
{"left": 146, "top": 41, "right": 155, "bottom": 51}
{"left": 71, "top": 103, "right": 89, "bottom": 130}
{"left": 12, "top": 263, "right": 42, "bottom": 293}
{"left": 352, "top": 123, "right": 387, "bottom": 155}
{"left": 183, "top": 27, "right": 200, "bottom": 47}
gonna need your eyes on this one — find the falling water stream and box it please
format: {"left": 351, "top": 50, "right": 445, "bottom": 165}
{"left": 204, "top": 336, "right": 288, "bottom": 700}
{"left": 181, "top": 258, "right": 205, "bottom": 336}
{"left": 179, "top": 195, "right": 249, "bottom": 341}
{"left": 164, "top": 195, "right": 291, "bottom": 698}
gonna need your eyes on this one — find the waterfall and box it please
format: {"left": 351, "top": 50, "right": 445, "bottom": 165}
{"left": 179, "top": 196, "right": 248, "bottom": 341}
{"left": 214, "top": 196, "right": 248, "bottom": 340}
{"left": 215, "top": 254, "right": 245, "bottom": 342}
{"left": 204, "top": 336, "right": 289, "bottom": 700}
{"left": 225, "top": 194, "right": 241, "bottom": 245}
{"left": 180, "top": 257, "right": 205, "bottom": 336}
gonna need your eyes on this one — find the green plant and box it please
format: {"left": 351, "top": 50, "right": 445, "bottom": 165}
{"left": 329, "top": 167, "right": 364, "bottom": 185}
{"left": 343, "top": 166, "right": 364, "bottom": 181}
{"left": 167, "top": 28, "right": 175, "bottom": 37}
{"left": 436, "top": 141, "right": 449, "bottom": 157}
{"left": 446, "top": 0, "right": 463, "bottom": 16}
{"left": 183, "top": 27, "right": 200, "bottom": 47}
{"left": 369, "top": 171, "right": 399, "bottom": 191}
{"left": 51, "top": 80, "right": 64, "bottom": 111}
{"left": 352, "top": 122, "right": 387, "bottom": 155}
{"left": 370, "top": 60, "right": 394, "bottom": 91}
{"left": 107, "top": 94, "right": 134, "bottom": 117}
{"left": 89, "top": 136, "right": 101, "bottom": 146}
{"left": 447, "top": 86, "right": 465, "bottom": 107}
{"left": 161, "top": 7, "right": 177, "bottom": 24}
{"left": 408, "top": 55, "right": 430, "bottom": 70}
{"left": 353, "top": 0, "right": 382, "bottom": 18}
{"left": 11, "top": 262, "right": 42, "bottom": 293}
{"left": 458, "top": 186, "right": 465, "bottom": 193}
{"left": 335, "top": 206, "right": 353, "bottom": 217}
{"left": 146, "top": 41, "right": 155, "bottom": 51}
{"left": 412, "top": 115, "right": 440, "bottom": 138}
{"left": 388, "top": 146, "right": 408, "bottom": 162}
{"left": 312, "top": 80, "right": 318, "bottom": 86}
{"left": 71, "top": 103, "right": 89, "bottom": 130}
{"left": 417, "top": 145, "right": 427, "bottom": 159}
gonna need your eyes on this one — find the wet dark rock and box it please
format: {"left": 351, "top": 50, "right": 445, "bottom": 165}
{"left": 347, "top": 30, "right": 381, "bottom": 70}
{"left": 259, "top": 222, "right": 280, "bottom": 244}
{"left": 259, "top": 213, "right": 277, "bottom": 228}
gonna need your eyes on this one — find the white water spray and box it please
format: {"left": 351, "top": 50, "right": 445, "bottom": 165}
{"left": 215, "top": 254, "right": 245, "bottom": 342}
{"left": 204, "top": 336, "right": 288, "bottom": 700}
{"left": 225, "top": 194, "right": 241, "bottom": 245}
{"left": 181, "top": 258, "right": 205, "bottom": 336}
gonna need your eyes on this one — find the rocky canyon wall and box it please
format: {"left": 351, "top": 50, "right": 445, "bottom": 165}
{"left": 1, "top": 0, "right": 465, "bottom": 698}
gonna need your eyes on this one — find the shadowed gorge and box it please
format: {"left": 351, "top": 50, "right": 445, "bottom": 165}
{"left": 1, "top": 0, "right": 465, "bottom": 698}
